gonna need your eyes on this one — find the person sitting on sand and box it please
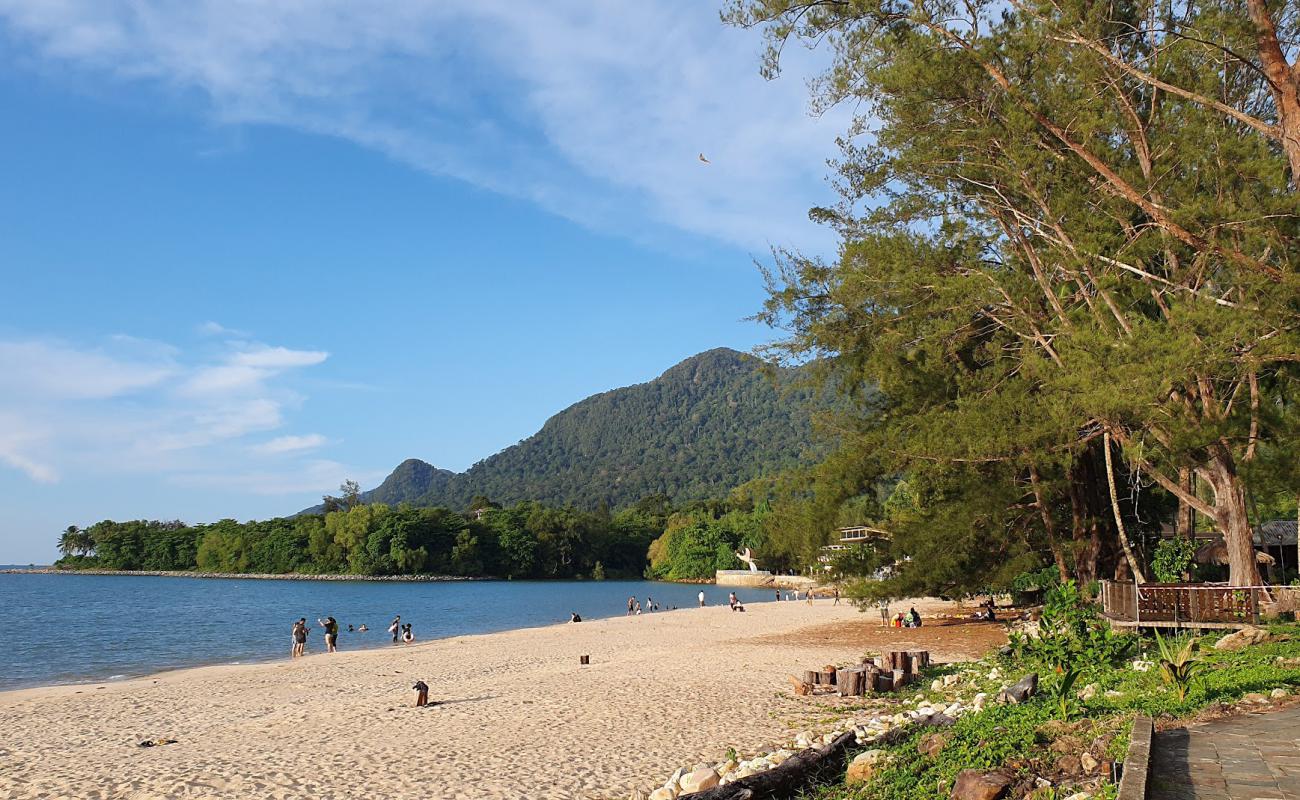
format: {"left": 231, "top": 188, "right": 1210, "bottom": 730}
{"left": 905, "top": 607, "right": 922, "bottom": 628}
{"left": 728, "top": 591, "right": 738, "bottom": 610}
{"left": 570, "top": 611, "right": 582, "bottom": 623}
{"left": 402, "top": 623, "right": 414, "bottom": 644}
{"left": 893, "top": 612, "right": 905, "bottom": 628}
{"left": 635, "top": 601, "right": 642, "bottom": 615}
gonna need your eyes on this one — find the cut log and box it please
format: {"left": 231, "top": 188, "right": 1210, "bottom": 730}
{"left": 804, "top": 670, "right": 820, "bottom": 686}
{"left": 579, "top": 655, "right": 590, "bottom": 665}
{"left": 875, "top": 672, "right": 894, "bottom": 692}
{"left": 679, "top": 731, "right": 857, "bottom": 800}
{"left": 838, "top": 668, "right": 863, "bottom": 697}
{"left": 819, "top": 670, "right": 837, "bottom": 686}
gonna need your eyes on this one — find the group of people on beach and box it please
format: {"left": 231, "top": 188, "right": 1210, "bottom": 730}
{"left": 889, "top": 607, "right": 923, "bottom": 628}
{"left": 771, "top": 587, "right": 839, "bottom": 603}
{"left": 290, "top": 614, "right": 411, "bottom": 658}
{"left": 626, "top": 595, "right": 662, "bottom": 615}
{"left": 291, "top": 617, "right": 342, "bottom": 658}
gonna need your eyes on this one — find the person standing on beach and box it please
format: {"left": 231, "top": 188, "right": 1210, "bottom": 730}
{"left": 318, "top": 616, "right": 339, "bottom": 653}
{"left": 775, "top": 589, "right": 781, "bottom": 602}
{"left": 646, "top": 596, "right": 653, "bottom": 613}
{"left": 698, "top": 590, "right": 705, "bottom": 607}
{"left": 389, "top": 614, "right": 401, "bottom": 644}
{"left": 292, "top": 618, "right": 308, "bottom": 658}
{"left": 833, "top": 587, "right": 841, "bottom": 605}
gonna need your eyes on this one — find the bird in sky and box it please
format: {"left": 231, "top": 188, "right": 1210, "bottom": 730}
{"left": 698, "top": 153, "right": 710, "bottom": 164}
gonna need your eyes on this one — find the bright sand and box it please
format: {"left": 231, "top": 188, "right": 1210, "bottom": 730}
{"left": 0, "top": 598, "right": 991, "bottom": 800}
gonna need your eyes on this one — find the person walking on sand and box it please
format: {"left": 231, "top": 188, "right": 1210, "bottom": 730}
{"left": 389, "top": 614, "right": 402, "bottom": 644}
{"left": 698, "top": 590, "right": 706, "bottom": 607}
{"left": 833, "top": 587, "right": 841, "bottom": 606}
{"left": 318, "top": 616, "right": 339, "bottom": 653}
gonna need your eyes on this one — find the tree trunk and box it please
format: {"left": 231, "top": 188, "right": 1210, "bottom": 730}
{"left": 1176, "top": 467, "right": 1196, "bottom": 540}
{"left": 1201, "top": 450, "right": 1262, "bottom": 586}
{"left": 1030, "top": 465, "right": 1070, "bottom": 581}
{"left": 1245, "top": 0, "right": 1300, "bottom": 191}
{"left": 1103, "top": 433, "right": 1147, "bottom": 583}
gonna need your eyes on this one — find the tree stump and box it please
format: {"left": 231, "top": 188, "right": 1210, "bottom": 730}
{"left": 892, "top": 668, "right": 908, "bottom": 688}
{"left": 804, "top": 670, "right": 820, "bottom": 686}
{"left": 579, "top": 654, "right": 590, "bottom": 665}
{"left": 820, "top": 669, "right": 837, "bottom": 686}
{"left": 875, "top": 672, "right": 894, "bottom": 692}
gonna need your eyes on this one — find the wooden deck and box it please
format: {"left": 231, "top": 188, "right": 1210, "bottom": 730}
{"left": 1100, "top": 581, "right": 1269, "bottom": 629}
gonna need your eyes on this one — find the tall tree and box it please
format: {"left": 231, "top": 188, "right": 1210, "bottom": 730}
{"left": 727, "top": 0, "right": 1300, "bottom": 585}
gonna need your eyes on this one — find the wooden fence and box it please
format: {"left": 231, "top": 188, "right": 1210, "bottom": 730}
{"left": 1099, "top": 581, "right": 1265, "bottom": 625}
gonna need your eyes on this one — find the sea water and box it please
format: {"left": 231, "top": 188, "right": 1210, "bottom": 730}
{"left": 0, "top": 574, "right": 772, "bottom": 690}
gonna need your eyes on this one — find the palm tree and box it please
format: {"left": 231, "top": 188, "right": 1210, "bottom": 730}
{"left": 57, "top": 526, "right": 79, "bottom": 559}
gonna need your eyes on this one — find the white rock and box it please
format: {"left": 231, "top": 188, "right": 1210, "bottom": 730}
{"left": 1080, "top": 752, "right": 1098, "bottom": 773}
{"left": 1271, "top": 688, "right": 1289, "bottom": 699}
{"left": 988, "top": 668, "right": 1001, "bottom": 680}
{"left": 718, "top": 759, "right": 737, "bottom": 776}
{"left": 1104, "top": 690, "right": 1123, "bottom": 698}
{"left": 1132, "top": 660, "right": 1154, "bottom": 672}
{"left": 1079, "top": 683, "right": 1099, "bottom": 702}
{"left": 943, "top": 674, "right": 960, "bottom": 687}
{"left": 1064, "top": 793, "right": 1091, "bottom": 800}
{"left": 931, "top": 678, "right": 945, "bottom": 692}
{"left": 648, "top": 789, "right": 676, "bottom": 800}
{"left": 679, "top": 768, "right": 721, "bottom": 793}
{"left": 945, "top": 703, "right": 963, "bottom": 716}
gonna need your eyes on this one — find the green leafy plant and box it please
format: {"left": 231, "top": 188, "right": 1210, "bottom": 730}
{"left": 1014, "top": 581, "right": 1135, "bottom": 673}
{"left": 1046, "top": 668, "right": 1081, "bottom": 720}
{"left": 1151, "top": 539, "right": 1196, "bottom": 583}
{"left": 1154, "top": 631, "right": 1201, "bottom": 702}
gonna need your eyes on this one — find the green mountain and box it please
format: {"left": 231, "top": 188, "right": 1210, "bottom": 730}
{"left": 331, "top": 348, "right": 825, "bottom": 512}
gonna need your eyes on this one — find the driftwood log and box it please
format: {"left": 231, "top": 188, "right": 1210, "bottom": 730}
{"left": 679, "top": 731, "right": 858, "bottom": 800}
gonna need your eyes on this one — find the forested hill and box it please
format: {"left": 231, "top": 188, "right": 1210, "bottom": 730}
{"left": 330, "top": 348, "right": 826, "bottom": 512}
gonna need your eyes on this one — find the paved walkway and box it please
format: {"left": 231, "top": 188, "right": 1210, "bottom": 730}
{"left": 1149, "top": 707, "right": 1300, "bottom": 799}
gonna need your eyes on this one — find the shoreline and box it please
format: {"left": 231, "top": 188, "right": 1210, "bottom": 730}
{"left": 2, "top": 567, "right": 824, "bottom": 589}
{"left": 0, "top": 598, "right": 999, "bottom": 799}
{"left": 0, "top": 567, "right": 484, "bottom": 581}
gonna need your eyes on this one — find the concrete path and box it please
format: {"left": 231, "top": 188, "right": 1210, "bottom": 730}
{"left": 1149, "top": 707, "right": 1300, "bottom": 799}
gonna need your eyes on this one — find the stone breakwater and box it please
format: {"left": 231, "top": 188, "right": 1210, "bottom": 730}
{"left": 0, "top": 568, "right": 481, "bottom": 582}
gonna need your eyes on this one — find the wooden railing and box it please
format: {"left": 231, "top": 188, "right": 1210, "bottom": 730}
{"left": 1099, "top": 581, "right": 1266, "bottom": 625}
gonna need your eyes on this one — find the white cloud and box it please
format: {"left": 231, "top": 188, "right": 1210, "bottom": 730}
{"left": 197, "top": 320, "right": 248, "bottom": 338}
{"left": 0, "top": 1, "right": 847, "bottom": 252}
{"left": 250, "top": 433, "right": 328, "bottom": 455}
{"left": 0, "top": 330, "right": 339, "bottom": 491}
{"left": 0, "top": 340, "right": 175, "bottom": 400}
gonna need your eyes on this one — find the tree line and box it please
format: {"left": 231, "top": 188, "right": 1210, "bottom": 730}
{"left": 52, "top": 491, "right": 782, "bottom": 581}
{"left": 55, "top": 498, "right": 667, "bottom": 580}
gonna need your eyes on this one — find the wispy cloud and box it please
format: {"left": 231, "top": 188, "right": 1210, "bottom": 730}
{"left": 0, "top": 1, "right": 846, "bottom": 252}
{"left": 251, "top": 433, "right": 328, "bottom": 456}
{"left": 0, "top": 329, "right": 349, "bottom": 496}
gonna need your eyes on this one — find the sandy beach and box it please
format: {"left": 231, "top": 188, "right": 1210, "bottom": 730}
{"left": 0, "top": 598, "right": 1004, "bottom": 800}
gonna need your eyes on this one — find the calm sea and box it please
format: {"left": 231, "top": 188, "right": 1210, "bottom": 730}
{"left": 0, "top": 574, "right": 773, "bottom": 690}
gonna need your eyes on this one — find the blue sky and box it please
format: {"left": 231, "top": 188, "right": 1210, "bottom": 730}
{"left": 0, "top": 1, "right": 845, "bottom": 562}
